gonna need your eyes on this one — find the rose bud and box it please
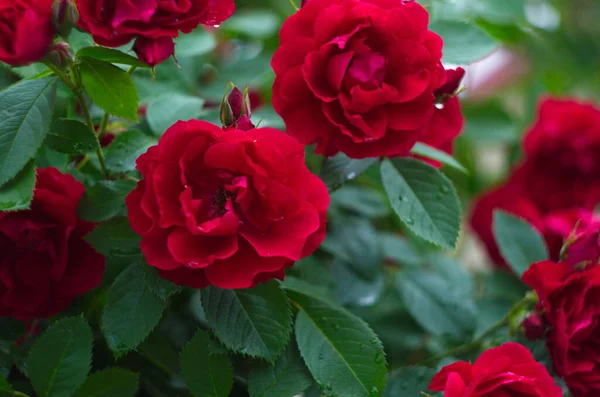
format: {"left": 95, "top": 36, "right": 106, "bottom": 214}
{"left": 220, "top": 86, "right": 255, "bottom": 131}
{"left": 522, "top": 313, "right": 546, "bottom": 340}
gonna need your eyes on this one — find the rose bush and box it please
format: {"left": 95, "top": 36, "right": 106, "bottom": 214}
{"left": 0, "top": 168, "right": 104, "bottom": 320}
{"left": 126, "top": 120, "right": 329, "bottom": 289}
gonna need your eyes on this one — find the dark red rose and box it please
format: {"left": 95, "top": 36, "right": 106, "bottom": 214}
{"left": 564, "top": 221, "right": 600, "bottom": 268}
{"left": 272, "top": 0, "right": 446, "bottom": 159}
{"left": 0, "top": 0, "right": 54, "bottom": 66}
{"left": 0, "top": 168, "right": 105, "bottom": 320}
{"left": 429, "top": 342, "right": 563, "bottom": 397}
{"left": 126, "top": 120, "right": 329, "bottom": 289}
{"left": 520, "top": 98, "right": 600, "bottom": 212}
{"left": 133, "top": 36, "right": 175, "bottom": 67}
{"left": 435, "top": 67, "right": 465, "bottom": 98}
{"left": 75, "top": 0, "right": 234, "bottom": 65}
{"left": 523, "top": 260, "right": 600, "bottom": 397}
{"left": 523, "top": 312, "right": 547, "bottom": 340}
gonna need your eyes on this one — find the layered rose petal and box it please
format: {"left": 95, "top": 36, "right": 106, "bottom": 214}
{"left": 126, "top": 120, "right": 329, "bottom": 290}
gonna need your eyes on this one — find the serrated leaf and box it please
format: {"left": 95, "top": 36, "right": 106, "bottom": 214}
{"left": 248, "top": 340, "right": 312, "bottom": 397}
{"left": 384, "top": 366, "right": 436, "bottom": 397}
{"left": 430, "top": 20, "right": 497, "bottom": 64}
{"left": 380, "top": 158, "right": 461, "bottom": 250}
{"left": 396, "top": 271, "right": 475, "bottom": 338}
{"left": 143, "top": 265, "right": 181, "bottom": 301}
{"left": 201, "top": 282, "right": 292, "bottom": 362}
{"left": 180, "top": 330, "right": 233, "bottom": 397}
{"left": 0, "top": 77, "right": 56, "bottom": 187}
{"left": 146, "top": 94, "right": 204, "bottom": 135}
{"left": 46, "top": 118, "right": 99, "bottom": 154}
{"left": 493, "top": 210, "right": 549, "bottom": 276}
{"left": 0, "top": 373, "right": 12, "bottom": 392}
{"left": 104, "top": 130, "right": 155, "bottom": 172}
{"left": 330, "top": 186, "right": 389, "bottom": 218}
{"left": 332, "top": 260, "right": 384, "bottom": 307}
{"left": 27, "top": 317, "right": 92, "bottom": 397}
{"left": 102, "top": 262, "right": 166, "bottom": 356}
{"left": 288, "top": 290, "right": 387, "bottom": 397}
{"left": 0, "top": 161, "right": 35, "bottom": 211}
{"left": 320, "top": 153, "right": 377, "bottom": 191}
{"left": 79, "top": 58, "right": 139, "bottom": 120}
{"left": 77, "top": 47, "right": 149, "bottom": 68}
{"left": 77, "top": 179, "right": 136, "bottom": 222}
{"left": 410, "top": 143, "right": 468, "bottom": 174}
{"left": 85, "top": 217, "right": 140, "bottom": 258}
{"left": 72, "top": 368, "right": 139, "bottom": 397}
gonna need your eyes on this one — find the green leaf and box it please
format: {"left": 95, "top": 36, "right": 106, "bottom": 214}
{"left": 0, "top": 77, "right": 56, "bottom": 186}
{"left": 380, "top": 158, "right": 461, "bottom": 250}
{"left": 79, "top": 58, "right": 139, "bottom": 120}
{"left": 0, "top": 161, "right": 35, "bottom": 211}
{"left": 104, "top": 130, "right": 155, "bottom": 172}
{"left": 46, "top": 118, "right": 99, "bottom": 154}
{"left": 143, "top": 265, "right": 181, "bottom": 301}
{"left": 410, "top": 143, "right": 468, "bottom": 174}
{"left": 320, "top": 153, "right": 377, "bottom": 191}
{"left": 330, "top": 186, "right": 390, "bottom": 218}
{"left": 27, "top": 317, "right": 92, "bottom": 397}
{"left": 85, "top": 217, "right": 140, "bottom": 258}
{"left": 201, "top": 281, "right": 292, "bottom": 362}
{"left": 222, "top": 9, "right": 281, "bottom": 38}
{"left": 72, "top": 368, "right": 139, "bottom": 397}
{"left": 0, "top": 373, "right": 12, "bottom": 392}
{"left": 462, "top": 101, "right": 516, "bottom": 142}
{"left": 102, "top": 262, "right": 166, "bottom": 356}
{"left": 248, "top": 340, "right": 313, "bottom": 397}
{"left": 180, "top": 330, "right": 233, "bottom": 397}
{"left": 396, "top": 271, "right": 475, "bottom": 337}
{"left": 174, "top": 29, "right": 217, "bottom": 58}
{"left": 0, "top": 317, "right": 27, "bottom": 341}
{"left": 288, "top": 290, "right": 387, "bottom": 397}
{"left": 77, "top": 179, "right": 136, "bottom": 222}
{"left": 430, "top": 20, "right": 497, "bottom": 64}
{"left": 332, "top": 259, "right": 384, "bottom": 307}
{"left": 146, "top": 94, "right": 204, "bottom": 135}
{"left": 77, "top": 47, "right": 149, "bottom": 68}
{"left": 384, "top": 366, "right": 436, "bottom": 397}
{"left": 493, "top": 211, "right": 549, "bottom": 276}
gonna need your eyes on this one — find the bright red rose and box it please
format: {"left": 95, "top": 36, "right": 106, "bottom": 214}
{"left": 75, "top": 0, "right": 234, "bottom": 65}
{"left": 126, "top": 120, "right": 329, "bottom": 289}
{"left": 520, "top": 98, "right": 600, "bottom": 212}
{"left": 523, "top": 260, "right": 600, "bottom": 397}
{"left": 429, "top": 342, "right": 563, "bottom": 397}
{"left": 272, "top": 0, "right": 446, "bottom": 159}
{"left": 0, "top": 0, "right": 54, "bottom": 66}
{"left": 0, "top": 168, "right": 105, "bottom": 320}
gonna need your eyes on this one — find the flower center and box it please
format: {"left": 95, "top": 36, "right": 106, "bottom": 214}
{"left": 210, "top": 187, "right": 229, "bottom": 218}
{"left": 344, "top": 51, "right": 386, "bottom": 89}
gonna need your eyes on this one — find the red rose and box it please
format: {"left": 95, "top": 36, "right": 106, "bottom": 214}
{"left": 0, "top": 0, "right": 54, "bottom": 66}
{"left": 126, "top": 120, "right": 329, "bottom": 289}
{"left": 523, "top": 260, "right": 600, "bottom": 397}
{"left": 520, "top": 98, "right": 600, "bottom": 212}
{"left": 564, "top": 221, "right": 600, "bottom": 268}
{"left": 429, "top": 342, "right": 563, "bottom": 397}
{"left": 272, "top": 0, "right": 446, "bottom": 159}
{"left": 418, "top": 96, "right": 463, "bottom": 166}
{"left": 0, "top": 168, "right": 105, "bottom": 320}
{"left": 75, "top": 0, "right": 234, "bottom": 65}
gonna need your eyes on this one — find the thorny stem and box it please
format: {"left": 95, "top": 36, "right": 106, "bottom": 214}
{"left": 45, "top": 62, "right": 110, "bottom": 179}
{"left": 417, "top": 292, "right": 537, "bottom": 366}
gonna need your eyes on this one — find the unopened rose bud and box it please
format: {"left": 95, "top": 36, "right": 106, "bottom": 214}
{"left": 53, "top": 0, "right": 78, "bottom": 38}
{"left": 220, "top": 86, "right": 255, "bottom": 131}
{"left": 48, "top": 42, "right": 74, "bottom": 67}
{"left": 522, "top": 313, "right": 546, "bottom": 340}
{"left": 133, "top": 37, "right": 175, "bottom": 67}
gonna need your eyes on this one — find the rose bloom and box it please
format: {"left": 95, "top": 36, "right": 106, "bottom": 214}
{"left": 565, "top": 221, "right": 600, "bottom": 268}
{"left": 0, "top": 0, "right": 54, "bottom": 66}
{"left": 126, "top": 120, "right": 329, "bottom": 289}
{"left": 520, "top": 98, "right": 600, "bottom": 212}
{"left": 523, "top": 260, "right": 600, "bottom": 397}
{"left": 75, "top": 0, "right": 235, "bottom": 65}
{"left": 0, "top": 168, "right": 105, "bottom": 320}
{"left": 429, "top": 342, "right": 563, "bottom": 397}
{"left": 272, "top": 0, "right": 447, "bottom": 159}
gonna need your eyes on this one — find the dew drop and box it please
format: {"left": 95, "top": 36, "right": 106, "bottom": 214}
{"left": 440, "top": 186, "right": 450, "bottom": 194}
{"left": 347, "top": 172, "right": 357, "bottom": 180}
{"left": 370, "top": 386, "right": 380, "bottom": 397}
{"left": 374, "top": 352, "right": 384, "bottom": 364}
{"left": 405, "top": 218, "right": 414, "bottom": 225}
{"left": 369, "top": 337, "right": 377, "bottom": 344}
{"left": 435, "top": 103, "right": 444, "bottom": 109}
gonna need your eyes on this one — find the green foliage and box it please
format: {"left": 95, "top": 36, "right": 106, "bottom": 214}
{"left": 384, "top": 366, "right": 437, "bottom": 397}
{"left": 0, "top": 161, "right": 36, "bottom": 211}
{"left": 493, "top": 210, "right": 549, "bottom": 276}
{"left": 77, "top": 180, "right": 136, "bottom": 222}
{"left": 430, "top": 20, "right": 498, "bottom": 64}
{"left": 180, "top": 330, "right": 233, "bottom": 397}
{"left": 79, "top": 58, "right": 139, "bottom": 120}
{"left": 410, "top": 143, "right": 468, "bottom": 174}
{"left": 72, "top": 368, "right": 139, "bottom": 397}
{"left": 28, "top": 317, "right": 92, "bottom": 397}
{"left": 146, "top": 94, "right": 204, "bottom": 135}
{"left": 104, "top": 130, "right": 155, "bottom": 172}
{"left": 381, "top": 158, "right": 461, "bottom": 250}
{"left": 288, "top": 289, "right": 387, "bottom": 397}
{"left": 77, "top": 47, "right": 150, "bottom": 68}
{"left": 320, "top": 153, "right": 378, "bottom": 191}
{"left": 46, "top": 118, "right": 99, "bottom": 154}
{"left": 0, "top": 77, "right": 56, "bottom": 186}
{"left": 201, "top": 282, "right": 292, "bottom": 361}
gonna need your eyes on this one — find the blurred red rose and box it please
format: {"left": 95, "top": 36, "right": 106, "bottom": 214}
{"left": 0, "top": 0, "right": 54, "bottom": 66}
{"left": 0, "top": 168, "right": 105, "bottom": 320}
{"left": 520, "top": 98, "right": 600, "bottom": 212}
{"left": 523, "top": 260, "right": 600, "bottom": 397}
{"left": 272, "top": 0, "right": 447, "bottom": 158}
{"left": 126, "top": 120, "right": 329, "bottom": 289}
{"left": 564, "top": 222, "right": 600, "bottom": 268}
{"left": 429, "top": 342, "right": 562, "bottom": 397}
{"left": 76, "top": 0, "right": 234, "bottom": 65}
